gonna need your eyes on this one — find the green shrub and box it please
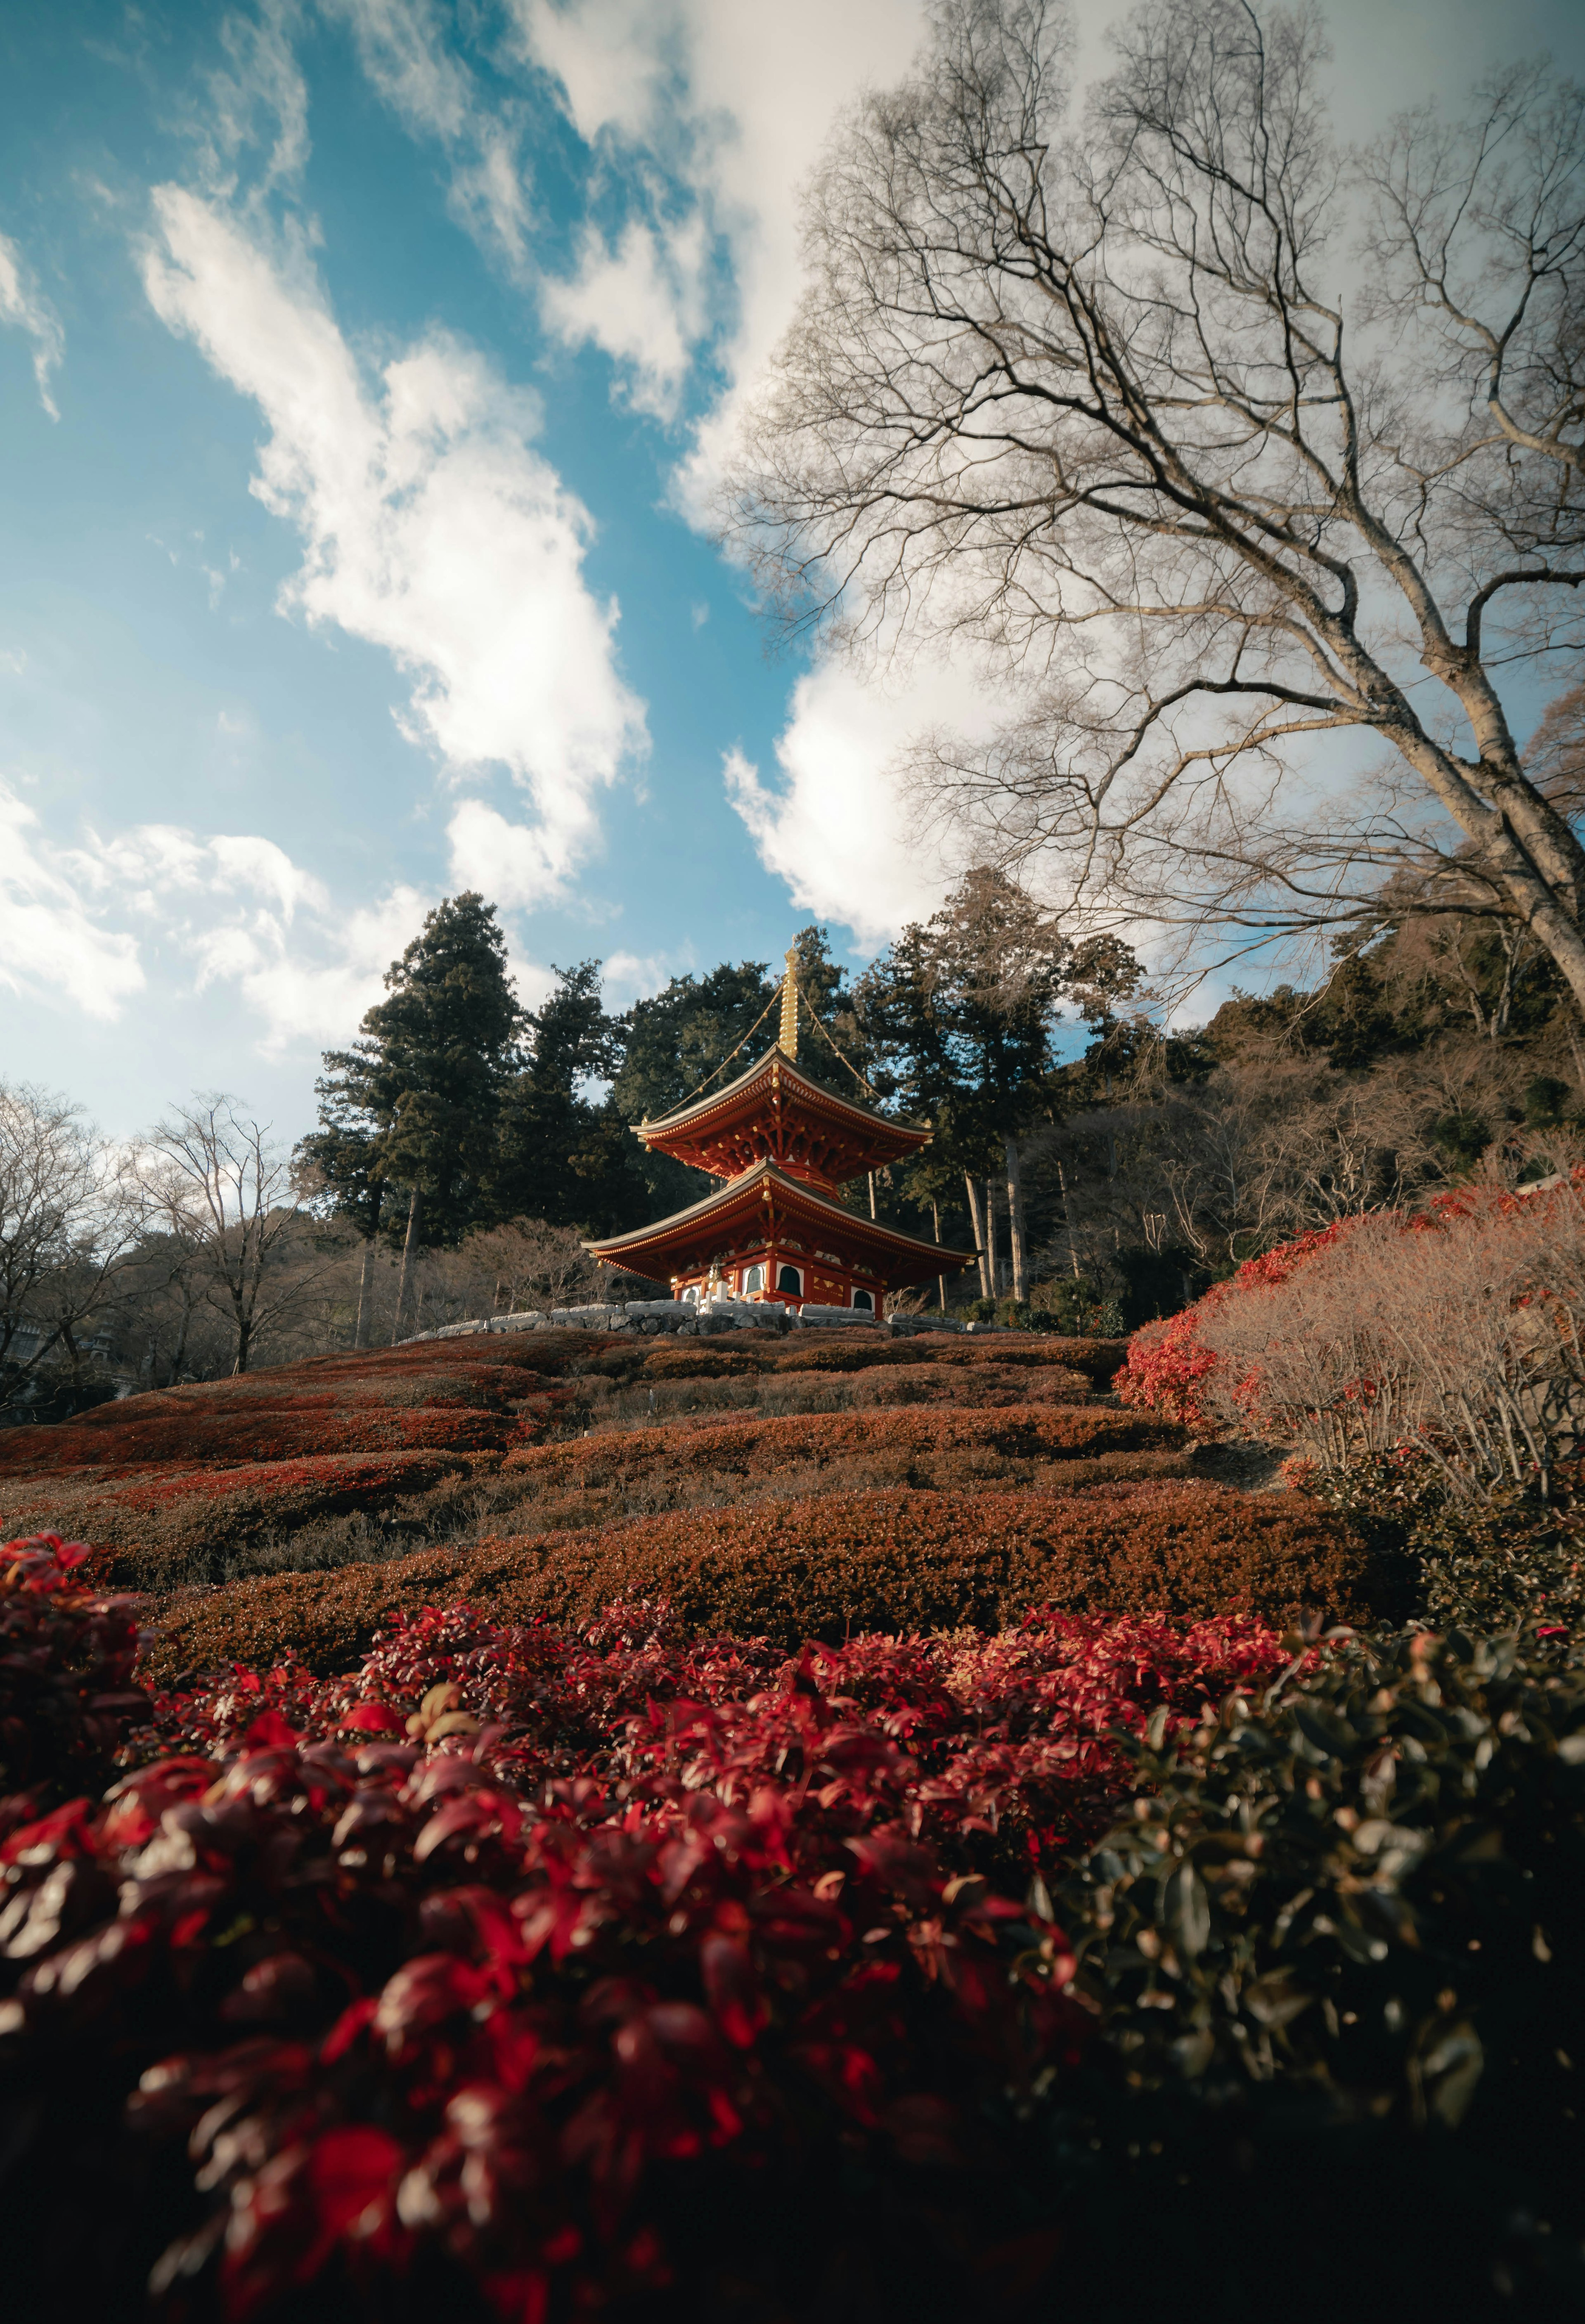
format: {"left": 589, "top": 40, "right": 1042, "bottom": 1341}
{"left": 1309, "top": 1453, "right": 1585, "bottom": 1634}
{"left": 1052, "top": 1628, "right": 1585, "bottom": 2314}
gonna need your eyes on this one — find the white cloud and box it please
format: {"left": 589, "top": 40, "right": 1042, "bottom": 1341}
{"left": 447, "top": 796, "right": 575, "bottom": 911}
{"left": 540, "top": 212, "right": 710, "bottom": 418}
{"left": 189, "top": 0, "right": 310, "bottom": 201}
{"left": 58, "top": 805, "right": 435, "bottom": 1053}
{"left": 602, "top": 946, "right": 683, "bottom": 1002}
{"left": 141, "top": 183, "right": 647, "bottom": 904}
{"left": 726, "top": 656, "right": 1003, "bottom": 949}
{"left": 0, "top": 787, "right": 145, "bottom": 1021}
{"left": 0, "top": 232, "right": 64, "bottom": 420}
{"left": 187, "top": 879, "right": 430, "bottom": 1052}
{"left": 513, "top": 0, "right": 921, "bottom": 499}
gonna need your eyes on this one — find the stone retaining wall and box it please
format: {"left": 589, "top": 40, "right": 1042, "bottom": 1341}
{"left": 397, "top": 1299, "right": 1014, "bottom": 1344}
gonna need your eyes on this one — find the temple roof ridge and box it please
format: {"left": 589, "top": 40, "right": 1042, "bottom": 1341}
{"left": 635, "top": 1041, "right": 929, "bottom": 1147}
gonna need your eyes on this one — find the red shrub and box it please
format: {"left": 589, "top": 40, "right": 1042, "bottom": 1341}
{"left": 0, "top": 1534, "right": 150, "bottom": 1799}
{"left": 0, "top": 1548, "right": 1291, "bottom": 2321}
{"left": 1117, "top": 1225, "right": 1356, "bottom": 1432}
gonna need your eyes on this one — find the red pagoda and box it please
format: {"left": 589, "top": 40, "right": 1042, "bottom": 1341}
{"left": 585, "top": 952, "right": 975, "bottom": 1318}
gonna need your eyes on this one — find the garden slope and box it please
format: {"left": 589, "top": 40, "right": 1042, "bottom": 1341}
{"left": 0, "top": 1327, "right": 1367, "bottom": 1674}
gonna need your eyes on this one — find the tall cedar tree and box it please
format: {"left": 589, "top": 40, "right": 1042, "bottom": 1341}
{"left": 490, "top": 964, "right": 643, "bottom": 1234}
{"left": 304, "top": 895, "right": 523, "bottom": 1335}
{"left": 869, "top": 871, "right": 1069, "bottom": 1299}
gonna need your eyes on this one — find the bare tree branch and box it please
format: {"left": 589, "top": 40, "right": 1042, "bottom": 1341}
{"left": 726, "top": 0, "right": 1585, "bottom": 1006}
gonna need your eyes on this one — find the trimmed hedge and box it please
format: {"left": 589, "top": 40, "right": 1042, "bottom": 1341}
{"left": 142, "top": 1479, "right": 1370, "bottom": 1678}
{"left": 0, "top": 1451, "right": 492, "bottom": 1590}
{"left": 500, "top": 1402, "right": 1181, "bottom": 1486}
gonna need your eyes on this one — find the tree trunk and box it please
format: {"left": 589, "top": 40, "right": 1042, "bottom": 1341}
{"left": 963, "top": 1174, "right": 991, "bottom": 1298}
{"left": 392, "top": 1186, "right": 422, "bottom": 1344}
{"left": 868, "top": 1171, "right": 878, "bottom": 1219}
{"left": 1003, "top": 1134, "right": 1027, "bottom": 1304}
{"left": 355, "top": 1237, "right": 377, "bottom": 1351}
{"left": 168, "top": 1287, "right": 194, "bottom": 1387}
{"left": 354, "top": 1186, "right": 384, "bottom": 1351}
{"left": 233, "top": 1317, "right": 251, "bottom": 1377}
{"left": 1056, "top": 1160, "right": 1081, "bottom": 1277}
{"left": 984, "top": 1178, "right": 1000, "bottom": 1296}
{"left": 932, "top": 1198, "right": 946, "bottom": 1311}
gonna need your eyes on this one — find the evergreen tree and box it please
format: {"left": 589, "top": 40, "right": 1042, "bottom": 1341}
{"left": 490, "top": 963, "right": 643, "bottom": 1234}
{"left": 612, "top": 960, "right": 779, "bottom": 1211}
{"left": 303, "top": 894, "right": 524, "bottom": 1338}
{"left": 868, "top": 871, "right": 1070, "bottom": 1301}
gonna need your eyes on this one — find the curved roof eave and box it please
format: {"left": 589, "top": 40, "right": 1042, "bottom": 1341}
{"left": 584, "top": 1157, "right": 973, "bottom": 1269}
{"left": 634, "top": 1043, "right": 931, "bottom": 1150}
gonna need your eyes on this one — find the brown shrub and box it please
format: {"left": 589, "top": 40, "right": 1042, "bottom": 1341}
{"left": 502, "top": 1403, "right": 1174, "bottom": 1489}
{"left": 142, "top": 1478, "right": 1367, "bottom": 1678}
{"left": 639, "top": 1344, "right": 775, "bottom": 1381}
{"left": 0, "top": 1345, "right": 575, "bottom": 1478}
{"left": 0, "top": 1401, "right": 518, "bottom": 1474}
{"left": 0, "top": 1450, "right": 492, "bottom": 1590}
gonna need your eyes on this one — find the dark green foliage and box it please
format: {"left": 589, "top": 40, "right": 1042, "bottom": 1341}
{"left": 1431, "top": 1105, "right": 1493, "bottom": 1165}
{"left": 1112, "top": 1242, "right": 1211, "bottom": 1328}
{"left": 1413, "top": 1496, "right": 1585, "bottom": 1633}
{"left": 611, "top": 958, "right": 778, "bottom": 1209}
{"left": 866, "top": 870, "right": 1070, "bottom": 1175}
{"left": 1053, "top": 1629, "right": 1585, "bottom": 2316}
{"left": 489, "top": 963, "right": 644, "bottom": 1233}
{"left": 1526, "top": 1073, "right": 1572, "bottom": 1128}
{"left": 303, "top": 894, "right": 524, "bottom": 1249}
{"left": 1313, "top": 1455, "right": 1585, "bottom": 1635}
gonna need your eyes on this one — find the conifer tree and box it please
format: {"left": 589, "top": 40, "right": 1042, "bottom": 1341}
{"left": 301, "top": 894, "right": 523, "bottom": 1339}
{"left": 490, "top": 963, "right": 642, "bottom": 1234}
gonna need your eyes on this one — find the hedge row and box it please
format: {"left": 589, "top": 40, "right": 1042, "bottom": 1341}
{"left": 0, "top": 1333, "right": 1117, "bottom": 1485}
{"left": 0, "top": 1450, "right": 493, "bottom": 1589}
{"left": 501, "top": 1402, "right": 1180, "bottom": 1487}
{"left": 142, "top": 1479, "right": 1370, "bottom": 1679}
{"left": 0, "top": 1361, "right": 571, "bottom": 1477}
{"left": 0, "top": 1400, "right": 527, "bottom": 1474}
{"left": 618, "top": 1357, "right": 1095, "bottom": 1409}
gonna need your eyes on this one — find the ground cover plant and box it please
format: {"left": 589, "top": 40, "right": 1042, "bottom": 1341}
{"left": 2, "top": 1531, "right": 1582, "bottom": 2322}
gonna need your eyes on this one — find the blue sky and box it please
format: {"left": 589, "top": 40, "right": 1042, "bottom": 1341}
{"left": 2, "top": 0, "right": 1583, "bottom": 1145}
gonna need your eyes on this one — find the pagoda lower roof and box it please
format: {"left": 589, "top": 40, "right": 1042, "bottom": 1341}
{"left": 585, "top": 1160, "right": 976, "bottom": 1292}
{"left": 634, "top": 1045, "right": 930, "bottom": 1186}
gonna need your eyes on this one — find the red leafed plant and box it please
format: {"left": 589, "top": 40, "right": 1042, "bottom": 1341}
{"left": 0, "top": 1532, "right": 150, "bottom": 1798}
{"left": 1120, "top": 1179, "right": 1585, "bottom": 1500}
{"left": 0, "top": 1534, "right": 1294, "bottom": 2323}
{"left": 1117, "top": 1223, "right": 1358, "bottom": 1433}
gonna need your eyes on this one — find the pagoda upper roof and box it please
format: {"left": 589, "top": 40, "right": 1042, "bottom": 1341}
{"left": 635, "top": 1044, "right": 930, "bottom": 1188}
{"left": 586, "top": 1158, "right": 975, "bottom": 1293}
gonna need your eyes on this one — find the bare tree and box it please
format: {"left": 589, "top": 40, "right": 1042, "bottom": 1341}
{"left": 133, "top": 1097, "right": 314, "bottom": 1376}
{"left": 0, "top": 1082, "right": 146, "bottom": 1412}
{"left": 729, "top": 0, "right": 1585, "bottom": 1005}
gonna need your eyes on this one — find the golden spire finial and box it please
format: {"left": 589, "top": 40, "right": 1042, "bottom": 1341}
{"left": 778, "top": 943, "right": 799, "bottom": 1058}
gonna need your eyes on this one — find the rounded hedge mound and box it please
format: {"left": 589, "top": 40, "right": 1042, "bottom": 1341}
{"left": 143, "top": 1478, "right": 1369, "bottom": 1678}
